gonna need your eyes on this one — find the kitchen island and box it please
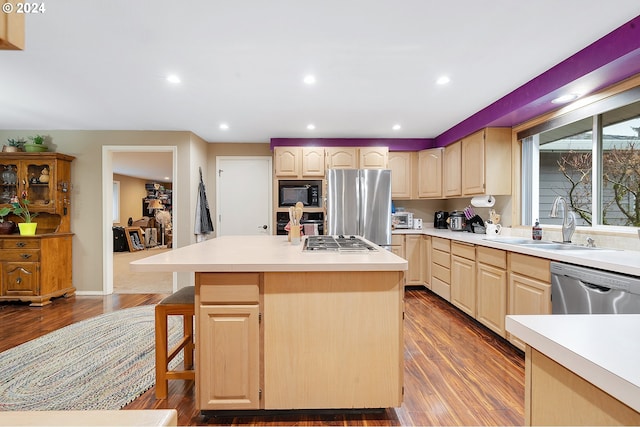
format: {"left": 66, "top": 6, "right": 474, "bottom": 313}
{"left": 131, "top": 235, "right": 407, "bottom": 412}
{"left": 506, "top": 314, "right": 640, "bottom": 426}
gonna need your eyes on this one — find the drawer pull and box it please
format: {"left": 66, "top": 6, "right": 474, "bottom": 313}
{"left": 16, "top": 242, "right": 26, "bottom": 248}
{"left": 20, "top": 254, "right": 32, "bottom": 260}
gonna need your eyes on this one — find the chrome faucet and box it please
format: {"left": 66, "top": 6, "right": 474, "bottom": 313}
{"left": 550, "top": 196, "right": 576, "bottom": 243}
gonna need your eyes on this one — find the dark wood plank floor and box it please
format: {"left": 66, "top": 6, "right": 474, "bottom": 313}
{"left": 0, "top": 288, "right": 525, "bottom": 426}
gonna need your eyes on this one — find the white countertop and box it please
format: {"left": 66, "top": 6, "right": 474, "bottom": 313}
{"left": 506, "top": 314, "right": 640, "bottom": 412}
{"left": 130, "top": 235, "right": 407, "bottom": 273}
{"left": 394, "top": 228, "right": 640, "bottom": 277}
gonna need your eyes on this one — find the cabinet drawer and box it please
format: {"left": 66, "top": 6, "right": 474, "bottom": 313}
{"left": 431, "top": 277, "right": 451, "bottom": 301}
{"left": 391, "top": 234, "right": 404, "bottom": 245}
{"left": 432, "top": 248, "right": 450, "bottom": 268}
{"left": 1, "top": 249, "right": 40, "bottom": 262}
{"left": 432, "top": 237, "right": 450, "bottom": 252}
{"left": 451, "top": 241, "right": 475, "bottom": 260}
{"left": 477, "top": 246, "right": 506, "bottom": 269}
{"left": 509, "top": 253, "right": 550, "bottom": 283}
{"left": 197, "top": 273, "right": 260, "bottom": 304}
{"left": 1, "top": 239, "right": 40, "bottom": 249}
{"left": 432, "top": 262, "right": 450, "bottom": 283}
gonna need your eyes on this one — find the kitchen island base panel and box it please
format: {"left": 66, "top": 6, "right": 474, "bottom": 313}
{"left": 263, "top": 271, "right": 404, "bottom": 410}
{"left": 526, "top": 347, "right": 640, "bottom": 426}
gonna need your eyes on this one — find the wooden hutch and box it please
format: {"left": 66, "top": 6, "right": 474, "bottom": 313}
{"left": 0, "top": 152, "right": 75, "bottom": 306}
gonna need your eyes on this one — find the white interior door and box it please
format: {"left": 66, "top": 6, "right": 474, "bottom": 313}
{"left": 216, "top": 156, "right": 272, "bottom": 236}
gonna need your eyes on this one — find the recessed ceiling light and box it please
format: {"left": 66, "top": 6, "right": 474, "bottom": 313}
{"left": 551, "top": 93, "right": 581, "bottom": 104}
{"left": 436, "top": 75, "right": 450, "bottom": 85}
{"left": 219, "top": 123, "right": 229, "bottom": 130}
{"left": 166, "top": 74, "right": 181, "bottom": 84}
{"left": 392, "top": 124, "right": 401, "bottom": 131}
{"left": 164, "top": 176, "right": 170, "bottom": 180}
{"left": 307, "top": 124, "right": 316, "bottom": 130}
{"left": 303, "top": 75, "right": 316, "bottom": 85}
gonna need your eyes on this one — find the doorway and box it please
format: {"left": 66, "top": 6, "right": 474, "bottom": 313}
{"left": 216, "top": 156, "right": 272, "bottom": 236}
{"left": 102, "top": 146, "right": 178, "bottom": 295}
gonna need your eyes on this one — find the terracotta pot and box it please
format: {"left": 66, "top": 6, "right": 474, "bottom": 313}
{"left": 0, "top": 221, "right": 17, "bottom": 234}
{"left": 18, "top": 222, "right": 37, "bottom": 236}
{"left": 2, "top": 145, "right": 18, "bottom": 152}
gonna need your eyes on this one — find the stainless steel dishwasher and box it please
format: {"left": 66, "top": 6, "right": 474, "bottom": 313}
{"left": 551, "top": 262, "right": 640, "bottom": 314}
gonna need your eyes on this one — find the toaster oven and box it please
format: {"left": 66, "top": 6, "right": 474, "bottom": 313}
{"left": 392, "top": 212, "right": 413, "bottom": 229}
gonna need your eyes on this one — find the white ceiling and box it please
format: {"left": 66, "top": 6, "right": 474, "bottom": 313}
{"left": 2, "top": 1, "right": 640, "bottom": 182}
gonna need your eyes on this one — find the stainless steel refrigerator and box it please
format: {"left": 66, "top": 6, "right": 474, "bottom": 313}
{"left": 326, "top": 168, "right": 392, "bottom": 249}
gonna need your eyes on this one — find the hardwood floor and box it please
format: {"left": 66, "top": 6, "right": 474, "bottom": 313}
{"left": 0, "top": 287, "right": 525, "bottom": 426}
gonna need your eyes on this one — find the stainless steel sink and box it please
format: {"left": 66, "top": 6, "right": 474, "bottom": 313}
{"left": 484, "top": 237, "right": 610, "bottom": 251}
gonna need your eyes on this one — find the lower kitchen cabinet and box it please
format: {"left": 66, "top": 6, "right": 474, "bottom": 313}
{"left": 476, "top": 246, "right": 508, "bottom": 337}
{"left": 196, "top": 273, "right": 261, "bottom": 410}
{"left": 450, "top": 241, "right": 476, "bottom": 318}
{"left": 405, "top": 235, "right": 425, "bottom": 286}
{"left": 0, "top": 234, "right": 74, "bottom": 306}
{"left": 431, "top": 237, "right": 451, "bottom": 301}
{"left": 508, "top": 253, "right": 551, "bottom": 350}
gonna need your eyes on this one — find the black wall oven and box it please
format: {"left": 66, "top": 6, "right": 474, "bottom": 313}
{"left": 278, "top": 180, "right": 321, "bottom": 207}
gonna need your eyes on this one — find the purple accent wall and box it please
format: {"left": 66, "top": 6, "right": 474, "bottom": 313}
{"left": 270, "top": 138, "right": 434, "bottom": 151}
{"left": 434, "top": 15, "right": 640, "bottom": 147}
{"left": 271, "top": 15, "right": 640, "bottom": 151}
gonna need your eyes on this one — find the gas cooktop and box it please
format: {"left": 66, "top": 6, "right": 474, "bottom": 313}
{"left": 303, "top": 235, "right": 378, "bottom": 252}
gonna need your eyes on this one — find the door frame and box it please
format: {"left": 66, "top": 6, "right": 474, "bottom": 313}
{"left": 215, "top": 156, "right": 273, "bottom": 236}
{"left": 102, "top": 145, "right": 178, "bottom": 295}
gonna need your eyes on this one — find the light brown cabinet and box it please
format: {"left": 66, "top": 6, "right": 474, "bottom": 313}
{"left": 461, "top": 128, "right": 511, "bottom": 196}
{"left": 0, "top": 5, "right": 24, "bottom": 50}
{"left": 196, "top": 273, "right": 261, "bottom": 410}
{"left": 443, "top": 141, "right": 462, "bottom": 197}
{"left": 325, "top": 147, "right": 388, "bottom": 169}
{"left": 405, "top": 234, "right": 425, "bottom": 286}
{"left": 325, "top": 147, "right": 357, "bottom": 169}
{"left": 388, "top": 152, "right": 415, "bottom": 199}
{"left": 431, "top": 237, "right": 451, "bottom": 301}
{"left": 390, "top": 234, "right": 405, "bottom": 259}
{"left": 476, "top": 246, "right": 508, "bottom": 337}
{"left": 418, "top": 148, "right": 443, "bottom": 198}
{"left": 0, "top": 152, "right": 75, "bottom": 306}
{"left": 450, "top": 242, "right": 476, "bottom": 317}
{"left": 359, "top": 147, "right": 388, "bottom": 169}
{"left": 508, "top": 253, "right": 551, "bottom": 350}
{"left": 274, "top": 147, "right": 325, "bottom": 177}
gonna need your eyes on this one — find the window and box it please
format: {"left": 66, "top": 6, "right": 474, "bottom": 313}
{"left": 522, "top": 96, "right": 640, "bottom": 229}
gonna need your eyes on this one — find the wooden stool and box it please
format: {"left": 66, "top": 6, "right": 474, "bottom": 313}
{"left": 155, "top": 286, "right": 195, "bottom": 399}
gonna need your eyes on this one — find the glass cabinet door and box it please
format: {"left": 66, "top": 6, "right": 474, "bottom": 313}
{"left": 24, "top": 161, "right": 54, "bottom": 211}
{"left": 0, "top": 162, "right": 19, "bottom": 205}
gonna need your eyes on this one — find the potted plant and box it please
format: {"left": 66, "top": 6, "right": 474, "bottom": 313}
{"left": 3, "top": 138, "right": 26, "bottom": 152}
{"left": 24, "top": 135, "right": 49, "bottom": 152}
{"left": 0, "top": 207, "right": 17, "bottom": 234}
{"left": 11, "top": 193, "right": 38, "bottom": 235}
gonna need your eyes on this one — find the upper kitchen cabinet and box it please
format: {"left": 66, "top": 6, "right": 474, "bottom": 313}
{"left": 358, "top": 147, "right": 388, "bottom": 169}
{"left": 443, "top": 140, "right": 462, "bottom": 197}
{"left": 461, "top": 128, "right": 511, "bottom": 196}
{"left": 274, "top": 147, "right": 325, "bottom": 178}
{"left": 388, "top": 151, "right": 416, "bottom": 199}
{"left": 325, "top": 147, "right": 388, "bottom": 169}
{"left": 417, "top": 148, "right": 443, "bottom": 199}
{"left": 325, "top": 147, "right": 357, "bottom": 169}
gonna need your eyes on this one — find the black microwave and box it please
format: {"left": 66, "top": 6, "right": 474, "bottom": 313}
{"left": 278, "top": 180, "right": 321, "bottom": 207}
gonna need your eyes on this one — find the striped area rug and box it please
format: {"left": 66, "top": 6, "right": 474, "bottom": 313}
{"left": 0, "top": 305, "right": 184, "bottom": 411}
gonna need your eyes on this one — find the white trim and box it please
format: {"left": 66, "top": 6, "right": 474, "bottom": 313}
{"left": 102, "top": 146, "right": 178, "bottom": 295}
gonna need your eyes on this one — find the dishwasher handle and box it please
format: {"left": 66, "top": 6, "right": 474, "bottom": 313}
{"left": 581, "top": 281, "right": 612, "bottom": 293}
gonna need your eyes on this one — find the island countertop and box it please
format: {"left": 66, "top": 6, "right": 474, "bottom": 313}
{"left": 506, "top": 314, "right": 640, "bottom": 413}
{"left": 130, "top": 235, "right": 408, "bottom": 273}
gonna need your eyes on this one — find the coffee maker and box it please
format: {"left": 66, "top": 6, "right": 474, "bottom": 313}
{"left": 434, "top": 211, "right": 449, "bottom": 229}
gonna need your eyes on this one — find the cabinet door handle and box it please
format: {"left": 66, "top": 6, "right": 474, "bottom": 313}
{"left": 16, "top": 242, "right": 26, "bottom": 248}
{"left": 16, "top": 277, "right": 22, "bottom": 284}
{"left": 20, "top": 254, "right": 31, "bottom": 259}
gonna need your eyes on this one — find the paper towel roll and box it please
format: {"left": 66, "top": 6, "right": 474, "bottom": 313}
{"left": 470, "top": 195, "right": 495, "bottom": 208}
